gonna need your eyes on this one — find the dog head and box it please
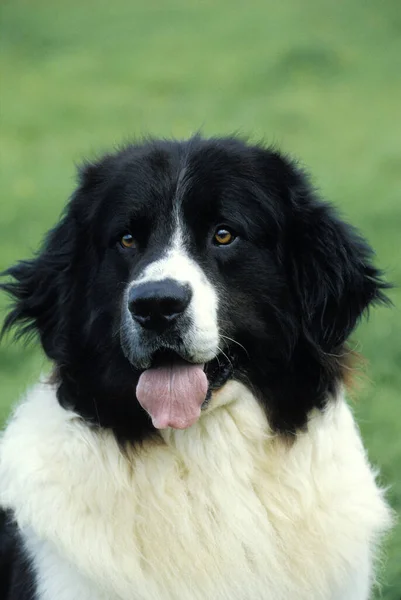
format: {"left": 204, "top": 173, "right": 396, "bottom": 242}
{"left": 1, "top": 137, "right": 389, "bottom": 440}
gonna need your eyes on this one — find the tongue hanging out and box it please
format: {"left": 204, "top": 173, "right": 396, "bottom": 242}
{"left": 136, "top": 361, "right": 208, "bottom": 429}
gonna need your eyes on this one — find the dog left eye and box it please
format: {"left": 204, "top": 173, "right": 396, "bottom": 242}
{"left": 214, "top": 228, "right": 236, "bottom": 246}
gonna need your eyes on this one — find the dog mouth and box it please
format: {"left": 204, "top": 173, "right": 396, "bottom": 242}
{"left": 135, "top": 348, "right": 234, "bottom": 430}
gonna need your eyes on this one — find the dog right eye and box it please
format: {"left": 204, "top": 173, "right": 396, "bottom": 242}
{"left": 120, "top": 233, "right": 135, "bottom": 249}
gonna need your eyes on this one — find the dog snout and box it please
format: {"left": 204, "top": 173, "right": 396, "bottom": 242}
{"left": 128, "top": 279, "right": 192, "bottom": 332}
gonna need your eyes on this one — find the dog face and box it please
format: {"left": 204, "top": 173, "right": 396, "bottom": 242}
{"left": 1, "top": 137, "right": 388, "bottom": 440}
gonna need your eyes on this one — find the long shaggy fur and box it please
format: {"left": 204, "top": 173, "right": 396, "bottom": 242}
{"left": 0, "top": 381, "right": 392, "bottom": 600}
{"left": 0, "top": 136, "right": 392, "bottom": 599}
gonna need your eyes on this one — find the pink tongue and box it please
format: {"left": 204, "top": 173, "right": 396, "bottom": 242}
{"left": 136, "top": 363, "right": 208, "bottom": 429}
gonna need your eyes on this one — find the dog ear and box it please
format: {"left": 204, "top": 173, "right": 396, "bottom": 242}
{"left": 0, "top": 153, "right": 115, "bottom": 361}
{"left": 255, "top": 147, "right": 390, "bottom": 354}
{"left": 1, "top": 211, "right": 77, "bottom": 363}
{"left": 287, "top": 180, "right": 390, "bottom": 354}
{"left": 1, "top": 156, "right": 114, "bottom": 364}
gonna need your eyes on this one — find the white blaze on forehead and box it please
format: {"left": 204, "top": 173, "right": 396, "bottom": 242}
{"left": 132, "top": 225, "right": 219, "bottom": 363}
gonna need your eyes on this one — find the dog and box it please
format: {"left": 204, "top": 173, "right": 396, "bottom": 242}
{"left": 0, "top": 136, "right": 392, "bottom": 599}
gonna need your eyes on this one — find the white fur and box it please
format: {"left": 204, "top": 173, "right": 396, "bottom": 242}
{"left": 130, "top": 224, "right": 219, "bottom": 363}
{"left": 0, "top": 381, "right": 391, "bottom": 600}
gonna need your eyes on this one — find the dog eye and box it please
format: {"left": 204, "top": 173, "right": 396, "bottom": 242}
{"left": 120, "top": 233, "right": 135, "bottom": 249}
{"left": 214, "top": 228, "right": 236, "bottom": 246}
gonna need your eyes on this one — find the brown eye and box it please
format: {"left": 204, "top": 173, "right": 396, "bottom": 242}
{"left": 120, "top": 233, "right": 135, "bottom": 248}
{"left": 214, "top": 228, "right": 235, "bottom": 246}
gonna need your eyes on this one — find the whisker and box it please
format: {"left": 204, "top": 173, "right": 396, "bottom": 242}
{"left": 220, "top": 333, "right": 249, "bottom": 358}
{"left": 216, "top": 345, "right": 233, "bottom": 371}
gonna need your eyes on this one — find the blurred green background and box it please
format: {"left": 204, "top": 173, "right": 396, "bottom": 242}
{"left": 1, "top": 0, "right": 400, "bottom": 596}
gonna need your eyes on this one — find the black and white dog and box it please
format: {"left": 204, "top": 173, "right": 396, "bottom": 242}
{"left": 0, "top": 137, "right": 392, "bottom": 599}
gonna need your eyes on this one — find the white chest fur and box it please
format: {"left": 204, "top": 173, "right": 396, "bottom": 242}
{"left": 0, "top": 381, "right": 391, "bottom": 600}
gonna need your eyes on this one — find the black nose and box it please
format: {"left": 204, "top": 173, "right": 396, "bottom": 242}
{"left": 128, "top": 279, "right": 192, "bottom": 331}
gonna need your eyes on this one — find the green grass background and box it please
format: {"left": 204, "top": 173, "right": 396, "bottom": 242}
{"left": 1, "top": 0, "right": 400, "bottom": 596}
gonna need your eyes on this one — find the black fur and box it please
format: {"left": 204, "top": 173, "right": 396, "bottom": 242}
{"left": 0, "top": 509, "right": 35, "bottom": 600}
{"left": 0, "top": 136, "right": 390, "bottom": 598}
{"left": 1, "top": 136, "right": 389, "bottom": 442}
